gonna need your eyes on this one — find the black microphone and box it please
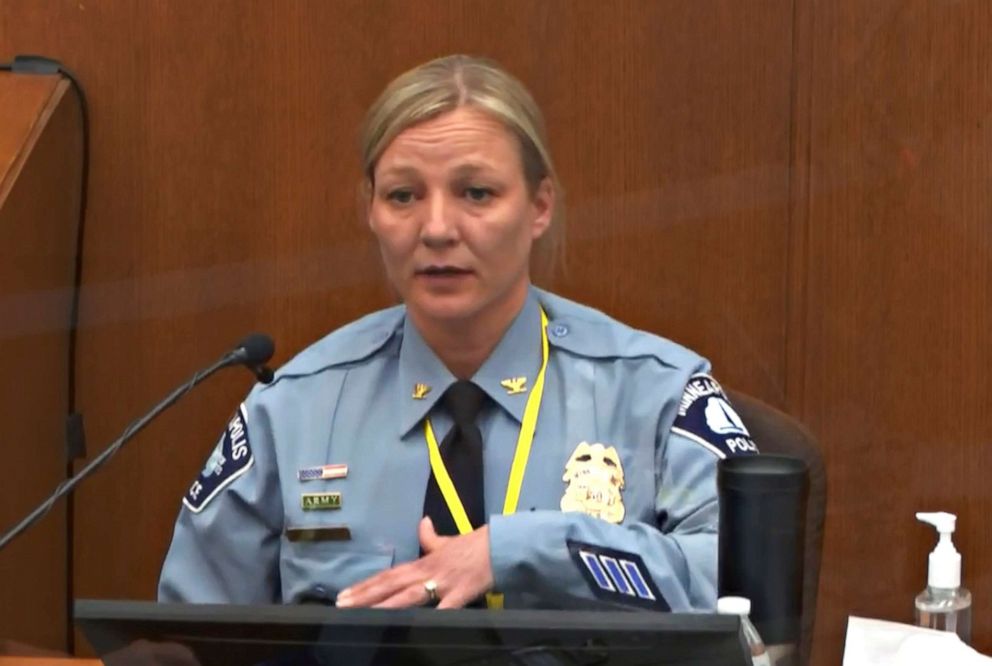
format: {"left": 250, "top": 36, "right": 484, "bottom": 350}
{"left": 224, "top": 333, "right": 275, "bottom": 384}
{"left": 0, "top": 333, "right": 277, "bottom": 553}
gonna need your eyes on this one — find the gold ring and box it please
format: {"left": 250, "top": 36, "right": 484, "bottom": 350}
{"left": 423, "top": 579, "right": 439, "bottom": 605}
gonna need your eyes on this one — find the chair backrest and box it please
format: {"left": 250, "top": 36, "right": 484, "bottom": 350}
{"left": 725, "top": 389, "right": 826, "bottom": 666}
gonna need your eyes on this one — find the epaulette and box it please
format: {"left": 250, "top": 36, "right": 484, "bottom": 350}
{"left": 262, "top": 305, "right": 405, "bottom": 385}
{"left": 535, "top": 289, "right": 706, "bottom": 371}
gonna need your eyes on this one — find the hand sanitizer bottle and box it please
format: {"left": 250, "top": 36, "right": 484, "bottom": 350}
{"left": 914, "top": 511, "right": 972, "bottom": 643}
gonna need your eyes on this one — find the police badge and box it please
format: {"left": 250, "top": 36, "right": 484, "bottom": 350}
{"left": 560, "top": 442, "right": 626, "bottom": 524}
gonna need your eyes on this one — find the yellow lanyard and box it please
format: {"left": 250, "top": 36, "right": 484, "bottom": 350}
{"left": 423, "top": 308, "right": 550, "bottom": 609}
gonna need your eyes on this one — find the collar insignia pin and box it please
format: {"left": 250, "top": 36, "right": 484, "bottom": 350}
{"left": 500, "top": 376, "right": 528, "bottom": 395}
{"left": 412, "top": 383, "right": 431, "bottom": 400}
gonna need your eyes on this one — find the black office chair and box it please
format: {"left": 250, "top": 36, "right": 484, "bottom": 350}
{"left": 725, "top": 389, "right": 826, "bottom": 666}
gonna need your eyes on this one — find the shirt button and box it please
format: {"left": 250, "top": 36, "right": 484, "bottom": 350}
{"left": 550, "top": 324, "right": 569, "bottom": 338}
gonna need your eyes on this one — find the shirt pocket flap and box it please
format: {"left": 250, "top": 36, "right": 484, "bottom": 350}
{"left": 282, "top": 540, "right": 394, "bottom": 603}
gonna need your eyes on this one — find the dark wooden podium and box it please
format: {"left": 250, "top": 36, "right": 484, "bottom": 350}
{"left": 0, "top": 71, "right": 84, "bottom": 653}
{"left": 75, "top": 600, "right": 751, "bottom": 666}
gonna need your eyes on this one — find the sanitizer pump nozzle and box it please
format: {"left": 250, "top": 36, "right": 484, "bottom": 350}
{"left": 916, "top": 511, "right": 960, "bottom": 589}
{"left": 914, "top": 511, "right": 972, "bottom": 643}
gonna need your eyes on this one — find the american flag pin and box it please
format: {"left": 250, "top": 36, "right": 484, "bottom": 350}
{"left": 297, "top": 463, "right": 349, "bottom": 482}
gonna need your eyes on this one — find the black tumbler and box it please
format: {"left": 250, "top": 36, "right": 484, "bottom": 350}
{"left": 718, "top": 454, "right": 809, "bottom": 646}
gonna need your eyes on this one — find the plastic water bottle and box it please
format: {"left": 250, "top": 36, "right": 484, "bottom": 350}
{"left": 718, "top": 596, "right": 772, "bottom": 666}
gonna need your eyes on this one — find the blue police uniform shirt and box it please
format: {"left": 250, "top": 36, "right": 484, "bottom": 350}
{"left": 158, "top": 287, "right": 759, "bottom": 610}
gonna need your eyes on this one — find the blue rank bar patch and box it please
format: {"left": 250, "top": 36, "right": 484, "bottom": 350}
{"left": 670, "top": 373, "right": 759, "bottom": 458}
{"left": 183, "top": 404, "right": 254, "bottom": 514}
{"left": 567, "top": 540, "right": 669, "bottom": 611}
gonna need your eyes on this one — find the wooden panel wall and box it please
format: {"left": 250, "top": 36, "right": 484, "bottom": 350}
{"left": 0, "top": 75, "right": 81, "bottom": 651}
{"left": 799, "top": 2, "right": 992, "bottom": 664}
{"left": 1, "top": 1, "right": 990, "bottom": 665}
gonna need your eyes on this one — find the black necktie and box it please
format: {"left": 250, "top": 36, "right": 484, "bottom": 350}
{"left": 423, "top": 380, "right": 487, "bottom": 536}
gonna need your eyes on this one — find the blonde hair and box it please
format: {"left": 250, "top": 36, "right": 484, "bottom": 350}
{"left": 360, "top": 54, "right": 565, "bottom": 282}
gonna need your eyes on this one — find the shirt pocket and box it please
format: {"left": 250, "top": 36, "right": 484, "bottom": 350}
{"left": 281, "top": 540, "right": 395, "bottom": 604}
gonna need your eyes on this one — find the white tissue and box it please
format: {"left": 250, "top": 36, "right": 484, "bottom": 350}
{"left": 843, "top": 616, "right": 992, "bottom": 666}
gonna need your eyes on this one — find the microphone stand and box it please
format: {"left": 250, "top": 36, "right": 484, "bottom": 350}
{"left": 0, "top": 352, "right": 263, "bottom": 553}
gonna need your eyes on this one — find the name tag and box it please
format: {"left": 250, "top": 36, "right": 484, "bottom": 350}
{"left": 285, "top": 525, "right": 351, "bottom": 542}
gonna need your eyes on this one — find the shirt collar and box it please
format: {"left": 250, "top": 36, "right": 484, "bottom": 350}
{"left": 471, "top": 290, "right": 543, "bottom": 425}
{"left": 398, "top": 316, "right": 457, "bottom": 438}
{"left": 398, "top": 289, "right": 544, "bottom": 437}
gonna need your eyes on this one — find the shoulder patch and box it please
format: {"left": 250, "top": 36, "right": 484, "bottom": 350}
{"left": 670, "top": 374, "right": 758, "bottom": 458}
{"left": 567, "top": 540, "right": 670, "bottom": 611}
{"left": 183, "top": 404, "right": 254, "bottom": 513}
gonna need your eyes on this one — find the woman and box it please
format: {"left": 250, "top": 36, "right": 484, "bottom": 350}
{"left": 158, "top": 54, "right": 758, "bottom": 612}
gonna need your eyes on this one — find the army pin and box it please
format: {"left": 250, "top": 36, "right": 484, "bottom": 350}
{"left": 301, "top": 492, "right": 342, "bottom": 511}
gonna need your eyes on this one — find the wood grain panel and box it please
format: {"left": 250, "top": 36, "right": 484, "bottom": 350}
{"left": 1, "top": 0, "right": 796, "bottom": 654}
{"left": 803, "top": 2, "right": 992, "bottom": 663}
{"left": 543, "top": 1, "right": 795, "bottom": 406}
{"left": 0, "top": 76, "right": 82, "bottom": 652}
